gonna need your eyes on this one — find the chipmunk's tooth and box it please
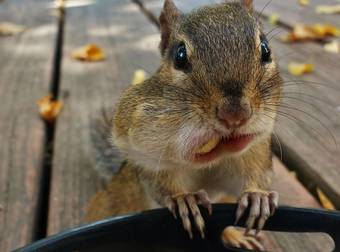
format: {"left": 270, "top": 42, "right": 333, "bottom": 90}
{"left": 196, "top": 138, "right": 220, "bottom": 154}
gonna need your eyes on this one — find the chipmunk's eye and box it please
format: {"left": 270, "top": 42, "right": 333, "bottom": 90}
{"left": 260, "top": 39, "right": 271, "bottom": 64}
{"left": 174, "top": 43, "right": 188, "bottom": 69}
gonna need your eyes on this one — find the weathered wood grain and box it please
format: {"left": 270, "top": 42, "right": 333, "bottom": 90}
{"left": 254, "top": 0, "right": 340, "bottom": 28}
{"left": 267, "top": 35, "right": 340, "bottom": 209}
{"left": 47, "top": 0, "right": 336, "bottom": 251}
{"left": 47, "top": 0, "right": 160, "bottom": 234}
{"left": 0, "top": 0, "right": 56, "bottom": 251}
{"left": 267, "top": 158, "right": 333, "bottom": 252}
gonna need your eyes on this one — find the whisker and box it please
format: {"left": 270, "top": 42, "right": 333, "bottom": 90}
{"left": 264, "top": 107, "right": 337, "bottom": 150}
{"left": 273, "top": 131, "right": 283, "bottom": 161}
{"left": 265, "top": 99, "right": 334, "bottom": 123}
{"left": 258, "top": 0, "right": 273, "bottom": 17}
{"left": 265, "top": 25, "right": 281, "bottom": 38}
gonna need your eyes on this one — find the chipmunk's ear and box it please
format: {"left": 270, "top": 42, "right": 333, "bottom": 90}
{"left": 159, "top": 0, "right": 181, "bottom": 55}
{"left": 240, "top": 0, "right": 253, "bottom": 12}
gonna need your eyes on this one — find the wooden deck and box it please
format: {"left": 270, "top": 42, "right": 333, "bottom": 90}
{"left": 0, "top": 0, "right": 339, "bottom": 251}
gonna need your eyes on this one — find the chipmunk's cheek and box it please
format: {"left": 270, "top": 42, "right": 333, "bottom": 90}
{"left": 176, "top": 124, "right": 217, "bottom": 161}
{"left": 252, "top": 113, "right": 275, "bottom": 137}
{"left": 264, "top": 60, "right": 277, "bottom": 73}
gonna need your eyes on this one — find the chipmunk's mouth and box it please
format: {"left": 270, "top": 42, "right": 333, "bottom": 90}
{"left": 192, "top": 134, "right": 256, "bottom": 163}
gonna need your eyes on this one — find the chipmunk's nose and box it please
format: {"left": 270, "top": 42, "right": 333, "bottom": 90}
{"left": 217, "top": 99, "right": 252, "bottom": 129}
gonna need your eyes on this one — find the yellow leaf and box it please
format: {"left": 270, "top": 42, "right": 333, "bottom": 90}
{"left": 37, "top": 95, "right": 63, "bottom": 123}
{"left": 0, "top": 22, "right": 25, "bottom": 36}
{"left": 312, "top": 24, "right": 340, "bottom": 37}
{"left": 268, "top": 13, "right": 280, "bottom": 25}
{"left": 316, "top": 188, "right": 335, "bottom": 210}
{"left": 71, "top": 44, "right": 106, "bottom": 62}
{"left": 288, "top": 62, "right": 314, "bottom": 76}
{"left": 324, "top": 40, "right": 340, "bottom": 54}
{"left": 281, "top": 23, "right": 340, "bottom": 42}
{"left": 131, "top": 69, "right": 146, "bottom": 85}
{"left": 316, "top": 5, "right": 340, "bottom": 14}
{"left": 299, "top": 0, "right": 309, "bottom": 6}
{"left": 55, "top": 0, "right": 66, "bottom": 9}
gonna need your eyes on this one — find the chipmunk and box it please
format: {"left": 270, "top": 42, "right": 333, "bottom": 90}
{"left": 86, "top": 0, "right": 282, "bottom": 250}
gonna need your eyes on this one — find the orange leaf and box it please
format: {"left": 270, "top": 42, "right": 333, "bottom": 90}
{"left": 281, "top": 23, "right": 340, "bottom": 42}
{"left": 71, "top": 44, "right": 106, "bottom": 62}
{"left": 288, "top": 62, "right": 314, "bottom": 76}
{"left": 37, "top": 95, "right": 63, "bottom": 123}
{"left": 316, "top": 188, "right": 335, "bottom": 210}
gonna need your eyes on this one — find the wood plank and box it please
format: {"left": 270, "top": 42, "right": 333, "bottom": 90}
{"left": 267, "top": 30, "right": 340, "bottom": 210}
{"left": 271, "top": 158, "right": 320, "bottom": 208}
{"left": 48, "top": 0, "right": 337, "bottom": 251}
{"left": 0, "top": 0, "right": 56, "bottom": 251}
{"left": 266, "top": 158, "right": 333, "bottom": 252}
{"left": 47, "top": 0, "right": 160, "bottom": 234}
{"left": 253, "top": 0, "right": 340, "bottom": 28}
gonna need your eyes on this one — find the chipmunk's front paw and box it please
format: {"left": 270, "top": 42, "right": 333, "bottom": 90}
{"left": 236, "top": 190, "right": 278, "bottom": 233}
{"left": 164, "top": 190, "right": 212, "bottom": 239}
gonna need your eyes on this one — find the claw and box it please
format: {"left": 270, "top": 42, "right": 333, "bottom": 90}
{"left": 269, "top": 191, "right": 279, "bottom": 216}
{"left": 235, "top": 194, "right": 249, "bottom": 224}
{"left": 237, "top": 190, "right": 278, "bottom": 235}
{"left": 186, "top": 194, "right": 205, "bottom": 238}
{"left": 196, "top": 190, "right": 212, "bottom": 215}
{"left": 165, "top": 196, "right": 177, "bottom": 219}
{"left": 177, "top": 197, "right": 193, "bottom": 239}
{"left": 256, "top": 196, "right": 270, "bottom": 234}
{"left": 169, "top": 190, "right": 211, "bottom": 239}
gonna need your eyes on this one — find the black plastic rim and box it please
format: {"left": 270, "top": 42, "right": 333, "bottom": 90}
{"left": 15, "top": 204, "right": 340, "bottom": 252}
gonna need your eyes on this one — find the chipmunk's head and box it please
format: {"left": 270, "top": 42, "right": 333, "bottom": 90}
{"left": 114, "top": 0, "right": 282, "bottom": 170}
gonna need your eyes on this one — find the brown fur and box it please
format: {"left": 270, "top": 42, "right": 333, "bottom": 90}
{"left": 85, "top": 162, "right": 149, "bottom": 222}
{"left": 85, "top": 0, "right": 282, "bottom": 222}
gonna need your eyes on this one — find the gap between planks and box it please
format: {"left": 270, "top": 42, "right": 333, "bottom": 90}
{"left": 34, "top": 6, "right": 66, "bottom": 241}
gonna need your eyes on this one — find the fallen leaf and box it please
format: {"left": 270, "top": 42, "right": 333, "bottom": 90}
{"left": 0, "top": 22, "right": 25, "bottom": 36}
{"left": 37, "top": 95, "right": 63, "bottom": 123}
{"left": 55, "top": 0, "right": 66, "bottom": 10}
{"left": 268, "top": 13, "right": 280, "bottom": 25}
{"left": 71, "top": 44, "right": 105, "bottom": 62}
{"left": 131, "top": 69, "right": 146, "bottom": 85}
{"left": 281, "top": 24, "right": 340, "bottom": 42}
{"left": 288, "top": 62, "right": 314, "bottom": 76}
{"left": 316, "top": 4, "right": 340, "bottom": 14}
{"left": 299, "top": 0, "right": 309, "bottom": 6}
{"left": 316, "top": 188, "right": 336, "bottom": 210}
{"left": 324, "top": 40, "right": 340, "bottom": 54}
{"left": 49, "top": 0, "right": 95, "bottom": 9}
